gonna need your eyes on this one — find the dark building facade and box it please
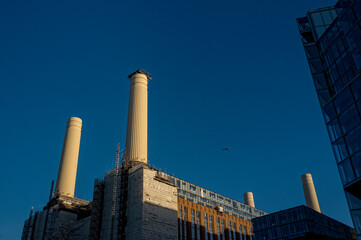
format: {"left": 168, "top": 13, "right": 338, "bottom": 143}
{"left": 252, "top": 205, "right": 355, "bottom": 240}
{"left": 297, "top": 0, "right": 361, "bottom": 238}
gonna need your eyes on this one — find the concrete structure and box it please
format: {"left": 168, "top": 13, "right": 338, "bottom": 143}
{"left": 22, "top": 70, "right": 267, "bottom": 240}
{"left": 55, "top": 117, "right": 82, "bottom": 198}
{"left": 125, "top": 70, "right": 151, "bottom": 165}
{"left": 244, "top": 192, "right": 255, "bottom": 208}
{"left": 21, "top": 118, "right": 91, "bottom": 240}
{"left": 297, "top": 1, "right": 361, "bottom": 237}
{"left": 301, "top": 173, "right": 321, "bottom": 213}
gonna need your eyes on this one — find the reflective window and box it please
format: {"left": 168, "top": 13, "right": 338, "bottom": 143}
{"left": 332, "top": 138, "right": 349, "bottom": 162}
{"left": 351, "top": 151, "right": 361, "bottom": 178}
{"left": 327, "top": 118, "right": 342, "bottom": 142}
{"left": 352, "top": 77, "right": 361, "bottom": 100}
{"left": 305, "top": 44, "right": 320, "bottom": 58}
{"left": 350, "top": 209, "right": 361, "bottom": 235}
{"left": 338, "top": 159, "right": 355, "bottom": 184}
{"left": 311, "top": 12, "right": 324, "bottom": 26}
{"left": 323, "top": 101, "right": 336, "bottom": 122}
{"left": 218, "top": 195, "right": 224, "bottom": 203}
{"left": 321, "top": 10, "right": 334, "bottom": 24}
{"left": 334, "top": 87, "right": 353, "bottom": 113}
{"left": 182, "top": 182, "right": 187, "bottom": 190}
{"left": 345, "top": 125, "right": 361, "bottom": 154}
{"left": 338, "top": 104, "right": 361, "bottom": 133}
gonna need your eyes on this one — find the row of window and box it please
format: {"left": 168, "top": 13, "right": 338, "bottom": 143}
{"left": 177, "top": 190, "right": 256, "bottom": 221}
{"left": 172, "top": 177, "right": 266, "bottom": 219}
{"left": 179, "top": 205, "right": 252, "bottom": 240}
{"left": 253, "top": 206, "right": 352, "bottom": 239}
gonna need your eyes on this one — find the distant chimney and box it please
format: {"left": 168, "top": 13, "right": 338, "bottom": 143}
{"left": 301, "top": 173, "right": 321, "bottom": 213}
{"left": 125, "top": 70, "right": 151, "bottom": 165}
{"left": 244, "top": 192, "right": 255, "bottom": 208}
{"left": 54, "top": 117, "right": 82, "bottom": 198}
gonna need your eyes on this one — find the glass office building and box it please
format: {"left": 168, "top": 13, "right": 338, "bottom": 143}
{"left": 252, "top": 205, "right": 355, "bottom": 240}
{"left": 297, "top": 0, "right": 361, "bottom": 238}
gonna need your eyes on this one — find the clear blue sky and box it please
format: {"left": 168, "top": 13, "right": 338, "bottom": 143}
{"left": 0, "top": 0, "right": 350, "bottom": 239}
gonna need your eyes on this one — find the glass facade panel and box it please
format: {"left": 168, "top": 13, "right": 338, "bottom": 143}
{"left": 323, "top": 101, "right": 336, "bottom": 122}
{"left": 327, "top": 118, "right": 342, "bottom": 142}
{"left": 338, "top": 159, "right": 355, "bottom": 184}
{"left": 298, "top": 1, "right": 361, "bottom": 238}
{"left": 345, "top": 125, "right": 361, "bottom": 154}
{"left": 332, "top": 138, "right": 349, "bottom": 162}
{"left": 352, "top": 76, "right": 361, "bottom": 99}
{"left": 339, "top": 104, "right": 361, "bottom": 133}
{"left": 311, "top": 12, "right": 324, "bottom": 26}
{"left": 351, "top": 151, "right": 361, "bottom": 178}
{"left": 334, "top": 87, "right": 353, "bottom": 113}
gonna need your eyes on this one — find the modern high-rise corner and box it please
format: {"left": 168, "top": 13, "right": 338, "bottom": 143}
{"left": 297, "top": 0, "right": 361, "bottom": 238}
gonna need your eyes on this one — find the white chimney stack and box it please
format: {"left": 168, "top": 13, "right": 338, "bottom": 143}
{"left": 244, "top": 192, "right": 255, "bottom": 208}
{"left": 54, "top": 117, "right": 82, "bottom": 198}
{"left": 301, "top": 173, "right": 321, "bottom": 213}
{"left": 125, "top": 70, "right": 151, "bottom": 165}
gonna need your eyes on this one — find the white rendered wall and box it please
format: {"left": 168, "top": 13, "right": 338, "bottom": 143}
{"left": 126, "top": 166, "right": 178, "bottom": 240}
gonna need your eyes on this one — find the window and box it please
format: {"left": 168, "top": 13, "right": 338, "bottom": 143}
{"left": 345, "top": 125, "right": 361, "bottom": 154}
{"left": 190, "top": 185, "right": 196, "bottom": 193}
{"left": 332, "top": 138, "right": 349, "bottom": 162}
{"left": 334, "top": 87, "right": 353, "bottom": 113}
{"left": 180, "top": 205, "right": 183, "bottom": 239}
{"left": 210, "top": 193, "right": 216, "bottom": 200}
{"left": 339, "top": 104, "right": 360, "bottom": 133}
{"left": 202, "top": 189, "right": 207, "bottom": 197}
{"left": 323, "top": 101, "right": 336, "bottom": 122}
{"left": 228, "top": 221, "right": 232, "bottom": 240}
{"left": 217, "top": 217, "right": 222, "bottom": 240}
{"left": 191, "top": 209, "right": 195, "bottom": 240}
{"left": 327, "top": 118, "right": 342, "bottom": 142}
{"left": 351, "top": 151, "right": 361, "bottom": 178}
{"left": 311, "top": 12, "right": 324, "bottom": 26}
{"left": 176, "top": 180, "right": 180, "bottom": 188}
{"left": 182, "top": 182, "right": 187, "bottom": 190}
{"left": 239, "top": 224, "right": 243, "bottom": 240}
{"left": 204, "top": 213, "right": 208, "bottom": 240}
{"left": 184, "top": 207, "right": 187, "bottom": 239}
{"left": 196, "top": 211, "right": 201, "bottom": 240}
{"left": 217, "top": 195, "right": 224, "bottom": 203}
{"left": 338, "top": 159, "right": 355, "bottom": 184}
{"left": 209, "top": 215, "right": 213, "bottom": 240}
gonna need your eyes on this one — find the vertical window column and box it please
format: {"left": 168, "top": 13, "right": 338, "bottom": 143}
{"left": 191, "top": 209, "right": 195, "bottom": 240}
{"left": 196, "top": 211, "right": 201, "bottom": 240}
{"left": 204, "top": 213, "right": 208, "bottom": 240}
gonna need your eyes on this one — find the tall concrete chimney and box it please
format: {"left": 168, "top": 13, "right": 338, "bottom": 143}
{"left": 125, "top": 70, "right": 151, "bottom": 165}
{"left": 301, "top": 173, "right": 321, "bottom": 213}
{"left": 244, "top": 192, "right": 255, "bottom": 208}
{"left": 54, "top": 117, "right": 82, "bottom": 198}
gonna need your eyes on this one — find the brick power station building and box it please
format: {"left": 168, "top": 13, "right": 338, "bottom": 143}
{"left": 21, "top": 70, "right": 267, "bottom": 240}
